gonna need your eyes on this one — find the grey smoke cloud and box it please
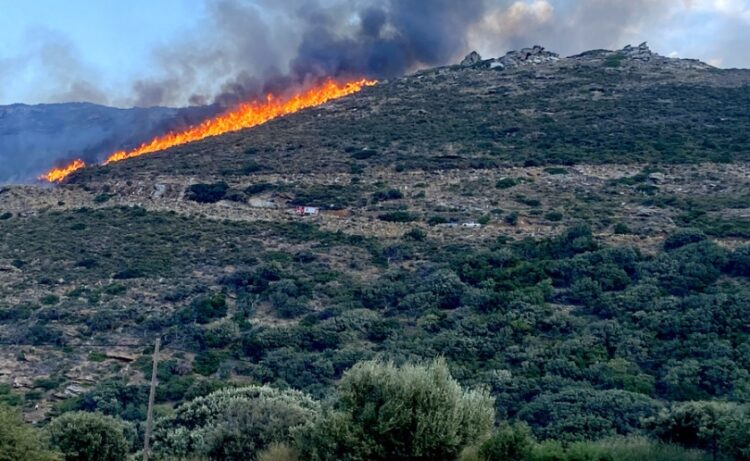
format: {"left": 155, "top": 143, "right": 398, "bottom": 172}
{"left": 470, "top": 0, "right": 750, "bottom": 68}
{"left": 4, "top": 0, "right": 750, "bottom": 107}
{"left": 129, "top": 0, "right": 750, "bottom": 107}
{"left": 129, "top": 0, "right": 487, "bottom": 107}
{"left": 3, "top": 27, "right": 109, "bottom": 105}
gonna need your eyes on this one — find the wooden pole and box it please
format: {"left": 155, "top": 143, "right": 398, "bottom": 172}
{"left": 142, "top": 337, "right": 160, "bottom": 461}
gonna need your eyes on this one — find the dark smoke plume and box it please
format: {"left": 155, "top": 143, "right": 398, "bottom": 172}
{"left": 133, "top": 0, "right": 488, "bottom": 108}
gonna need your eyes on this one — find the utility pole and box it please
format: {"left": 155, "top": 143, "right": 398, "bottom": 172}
{"left": 142, "top": 337, "right": 160, "bottom": 461}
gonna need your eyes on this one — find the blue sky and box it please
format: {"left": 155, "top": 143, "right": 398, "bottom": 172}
{"left": 0, "top": 0, "right": 205, "bottom": 105}
{"left": 2, "top": 0, "right": 749, "bottom": 107}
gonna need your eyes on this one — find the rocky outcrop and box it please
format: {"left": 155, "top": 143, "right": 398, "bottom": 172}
{"left": 499, "top": 45, "right": 560, "bottom": 67}
{"left": 458, "top": 46, "right": 559, "bottom": 70}
{"left": 622, "top": 42, "right": 655, "bottom": 61}
{"left": 461, "top": 51, "right": 483, "bottom": 67}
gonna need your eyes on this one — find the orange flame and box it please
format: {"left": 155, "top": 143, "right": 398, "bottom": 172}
{"left": 41, "top": 78, "right": 376, "bottom": 183}
{"left": 40, "top": 159, "right": 86, "bottom": 183}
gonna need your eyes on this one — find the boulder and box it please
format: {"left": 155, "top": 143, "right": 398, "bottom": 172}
{"left": 460, "top": 51, "right": 483, "bottom": 67}
{"left": 495, "top": 45, "right": 559, "bottom": 68}
{"left": 105, "top": 350, "right": 139, "bottom": 362}
{"left": 621, "top": 42, "right": 655, "bottom": 61}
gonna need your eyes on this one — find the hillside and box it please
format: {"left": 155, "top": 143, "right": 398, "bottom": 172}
{"left": 0, "top": 102, "right": 216, "bottom": 183}
{"left": 0, "top": 44, "right": 749, "bottom": 458}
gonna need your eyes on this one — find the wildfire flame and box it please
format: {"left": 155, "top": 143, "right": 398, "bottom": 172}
{"left": 40, "top": 78, "right": 377, "bottom": 183}
{"left": 40, "top": 159, "right": 87, "bottom": 183}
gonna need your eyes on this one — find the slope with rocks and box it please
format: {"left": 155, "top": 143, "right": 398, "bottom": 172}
{"left": 0, "top": 45, "right": 749, "bottom": 441}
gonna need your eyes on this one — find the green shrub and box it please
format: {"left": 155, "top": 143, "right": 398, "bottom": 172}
{"left": 604, "top": 53, "right": 625, "bottom": 68}
{"left": 663, "top": 228, "right": 707, "bottom": 251}
{"left": 496, "top": 178, "right": 520, "bottom": 189}
{"left": 587, "top": 437, "right": 708, "bottom": 461}
{"left": 178, "top": 293, "right": 228, "bottom": 324}
{"left": 245, "top": 183, "right": 277, "bottom": 195}
{"left": 727, "top": 246, "right": 750, "bottom": 276}
{"left": 378, "top": 211, "right": 419, "bottom": 222}
{"left": 193, "top": 350, "right": 225, "bottom": 376}
{"left": 613, "top": 223, "right": 631, "bottom": 235}
{"left": 545, "top": 211, "right": 564, "bottom": 222}
{"left": 41, "top": 294, "right": 60, "bottom": 305}
{"left": 479, "top": 422, "right": 535, "bottom": 461}
{"left": 153, "top": 386, "right": 319, "bottom": 460}
{"left": 544, "top": 167, "right": 569, "bottom": 175}
{"left": 646, "top": 401, "right": 749, "bottom": 460}
{"left": 186, "top": 182, "right": 229, "bottom": 203}
{"left": 258, "top": 443, "right": 299, "bottom": 461}
{"left": 371, "top": 189, "right": 404, "bottom": 203}
{"left": 403, "top": 228, "right": 427, "bottom": 241}
{"left": 505, "top": 212, "right": 519, "bottom": 226}
{"left": 93, "top": 194, "right": 111, "bottom": 204}
{"left": 47, "top": 412, "right": 131, "bottom": 461}
{"left": 299, "top": 359, "right": 494, "bottom": 461}
{"left": 0, "top": 405, "right": 59, "bottom": 461}
{"left": 517, "top": 388, "right": 660, "bottom": 442}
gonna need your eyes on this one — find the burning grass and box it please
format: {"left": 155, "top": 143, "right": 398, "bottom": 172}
{"left": 40, "top": 79, "right": 376, "bottom": 183}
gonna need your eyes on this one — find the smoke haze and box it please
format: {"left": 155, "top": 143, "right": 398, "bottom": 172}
{"left": 3, "top": 0, "right": 750, "bottom": 107}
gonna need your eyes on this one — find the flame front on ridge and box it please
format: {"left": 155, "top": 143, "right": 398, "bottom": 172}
{"left": 40, "top": 159, "right": 87, "bottom": 183}
{"left": 41, "top": 78, "right": 377, "bottom": 183}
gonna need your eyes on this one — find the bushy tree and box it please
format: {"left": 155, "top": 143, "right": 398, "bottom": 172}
{"left": 46, "top": 412, "right": 130, "bottom": 461}
{"left": 0, "top": 405, "right": 59, "bottom": 461}
{"left": 726, "top": 246, "right": 750, "bottom": 276}
{"left": 663, "top": 229, "right": 707, "bottom": 251}
{"left": 299, "top": 359, "right": 495, "bottom": 461}
{"left": 478, "top": 422, "right": 535, "bottom": 461}
{"left": 152, "top": 385, "right": 319, "bottom": 461}
{"left": 647, "top": 401, "right": 750, "bottom": 461}
{"left": 517, "top": 388, "right": 660, "bottom": 442}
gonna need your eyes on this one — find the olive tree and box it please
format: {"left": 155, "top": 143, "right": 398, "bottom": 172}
{"left": 47, "top": 412, "right": 130, "bottom": 461}
{"left": 298, "top": 359, "right": 495, "bottom": 461}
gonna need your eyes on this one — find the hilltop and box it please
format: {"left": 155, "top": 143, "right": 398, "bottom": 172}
{"left": 0, "top": 44, "right": 749, "bottom": 458}
{"left": 66, "top": 42, "right": 750, "bottom": 184}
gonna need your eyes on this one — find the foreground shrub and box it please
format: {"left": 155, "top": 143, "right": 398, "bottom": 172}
{"left": 47, "top": 411, "right": 130, "bottom": 461}
{"left": 0, "top": 405, "right": 59, "bottom": 461}
{"left": 478, "top": 422, "right": 535, "bottom": 461}
{"left": 298, "top": 359, "right": 494, "bottom": 461}
{"left": 646, "top": 401, "right": 750, "bottom": 461}
{"left": 152, "top": 385, "right": 319, "bottom": 461}
{"left": 258, "top": 443, "right": 299, "bottom": 461}
{"left": 461, "top": 434, "right": 705, "bottom": 461}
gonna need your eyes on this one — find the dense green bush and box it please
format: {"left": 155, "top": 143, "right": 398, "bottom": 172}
{"left": 371, "top": 189, "right": 404, "bottom": 203}
{"left": 727, "top": 246, "right": 750, "bottom": 276}
{"left": 517, "top": 388, "right": 661, "bottom": 442}
{"left": 152, "top": 386, "right": 319, "bottom": 460}
{"left": 378, "top": 211, "right": 420, "bottom": 222}
{"left": 298, "top": 359, "right": 494, "bottom": 461}
{"left": 0, "top": 405, "right": 59, "bottom": 461}
{"left": 496, "top": 178, "right": 521, "bottom": 189}
{"left": 647, "top": 402, "right": 750, "bottom": 461}
{"left": 47, "top": 412, "right": 131, "bottom": 461}
{"left": 186, "top": 182, "right": 230, "bottom": 203}
{"left": 478, "top": 422, "right": 535, "bottom": 461}
{"left": 663, "top": 228, "right": 707, "bottom": 251}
